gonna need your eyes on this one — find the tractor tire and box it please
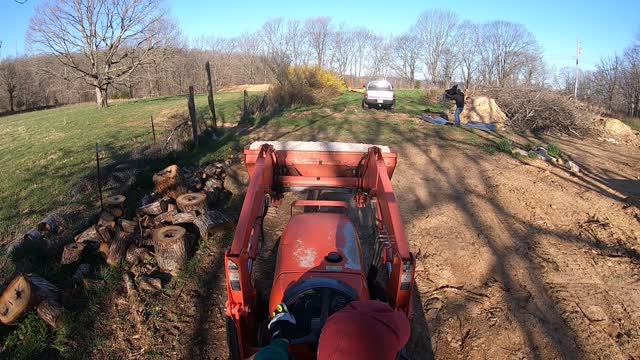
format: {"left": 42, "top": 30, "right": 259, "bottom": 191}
{"left": 226, "top": 316, "right": 242, "bottom": 360}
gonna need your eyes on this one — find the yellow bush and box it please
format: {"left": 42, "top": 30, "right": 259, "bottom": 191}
{"left": 269, "top": 66, "right": 346, "bottom": 108}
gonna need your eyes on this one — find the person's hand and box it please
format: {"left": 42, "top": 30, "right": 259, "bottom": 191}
{"left": 268, "top": 303, "right": 297, "bottom": 341}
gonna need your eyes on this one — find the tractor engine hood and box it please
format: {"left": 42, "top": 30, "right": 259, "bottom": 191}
{"left": 269, "top": 212, "right": 369, "bottom": 312}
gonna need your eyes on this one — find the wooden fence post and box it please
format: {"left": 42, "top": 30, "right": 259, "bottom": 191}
{"left": 205, "top": 61, "right": 217, "bottom": 130}
{"left": 187, "top": 86, "right": 198, "bottom": 149}
{"left": 150, "top": 115, "right": 156, "bottom": 144}
{"left": 243, "top": 89, "right": 249, "bottom": 119}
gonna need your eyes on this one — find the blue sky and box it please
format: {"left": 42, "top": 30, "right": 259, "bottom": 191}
{"left": 1, "top": 0, "right": 638, "bottom": 71}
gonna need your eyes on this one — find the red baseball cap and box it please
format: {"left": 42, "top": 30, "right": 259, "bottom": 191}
{"left": 317, "top": 300, "right": 410, "bottom": 360}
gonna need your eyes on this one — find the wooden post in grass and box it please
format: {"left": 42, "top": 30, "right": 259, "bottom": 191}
{"left": 243, "top": 89, "right": 249, "bottom": 120}
{"left": 95, "top": 143, "right": 104, "bottom": 211}
{"left": 187, "top": 86, "right": 198, "bottom": 148}
{"left": 150, "top": 115, "right": 156, "bottom": 144}
{"left": 205, "top": 61, "right": 217, "bottom": 131}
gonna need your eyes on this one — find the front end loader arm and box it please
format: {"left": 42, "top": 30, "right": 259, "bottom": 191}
{"left": 225, "top": 144, "right": 275, "bottom": 357}
{"left": 359, "top": 147, "right": 415, "bottom": 316}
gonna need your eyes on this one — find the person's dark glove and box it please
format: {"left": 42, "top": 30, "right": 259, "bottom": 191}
{"left": 268, "top": 303, "right": 297, "bottom": 341}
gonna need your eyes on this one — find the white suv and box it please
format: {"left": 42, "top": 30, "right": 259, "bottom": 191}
{"left": 362, "top": 80, "right": 395, "bottom": 109}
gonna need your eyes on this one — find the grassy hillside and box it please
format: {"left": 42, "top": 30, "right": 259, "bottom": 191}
{"left": 0, "top": 92, "right": 247, "bottom": 236}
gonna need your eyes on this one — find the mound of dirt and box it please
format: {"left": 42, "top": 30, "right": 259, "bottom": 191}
{"left": 599, "top": 117, "right": 635, "bottom": 137}
{"left": 455, "top": 96, "right": 508, "bottom": 124}
{"left": 218, "top": 84, "right": 270, "bottom": 93}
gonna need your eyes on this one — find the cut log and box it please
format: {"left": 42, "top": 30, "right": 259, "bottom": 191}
{"left": 176, "top": 192, "right": 207, "bottom": 214}
{"left": 205, "top": 178, "right": 224, "bottom": 189}
{"left": 118, "top": 219, "right": 137, "bottom": 234}
{"left": 138, "top": 214, "right": 155, "bottom": 228}
{"left": 153, "top": 226, "right": 188, "bottom": 275}
{"left": 125, "top": 245, "right": 152, "bottom": 265}
{"left": 171, "top": 211, "right": 196, "bottom": 225}
{"left": 95, "top": 223, "right": 114, "bottom": 243}
{"left": 98, "top": 242, "right": 110, "bottom": 258}
{"left": 138, "top": 276, "right": 162, "bottom": 292}
{"left": 61, "top": 243, "right": 86, "bottom": 265}
{"left": 107, "top": 228, "right": 133, "bottom": 266}
{"left": 37, "top": 214, "right": 64, "bottom": 235}
{"left": 0, "top": 274, "right": 60, "bottom": 325}
{"left": 193, "top": 210, "right": 233, "bottom": 241}
{"left": 153, "top": 165, "right": 186, "bottom": 198}
{"left": 75, "top": 226, "right": 100, "bottom": 244}
{"left": 153, "top": 209, "right": 178, "bottom": 225}
{"left": 36, "top": 299, "right": 63, "bottom": 328}
{"left": 105, "top": 195, "right": 126, "bottom": 218}
{"left": 137, "top": 201, "right": 165, "bottom": 216}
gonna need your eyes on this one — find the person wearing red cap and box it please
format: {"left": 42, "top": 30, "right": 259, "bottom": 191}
{"left": 253, "top": 300, "right": 410, "bottom": 359}
{"left": 317, "top": 300, "right": 410, "bottom": 359}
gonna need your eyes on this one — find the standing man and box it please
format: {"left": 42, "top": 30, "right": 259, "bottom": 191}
{"left": 445, "top": 85, "right": 465, "bottom": 127}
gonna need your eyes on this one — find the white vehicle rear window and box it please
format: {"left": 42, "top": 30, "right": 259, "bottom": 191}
{"left": 367, "top": 82, "right": 392, "bottom": 90}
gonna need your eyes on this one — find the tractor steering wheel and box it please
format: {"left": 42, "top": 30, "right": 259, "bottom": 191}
{"left": 282, "top": 280, "right": 357, "bottom": 346}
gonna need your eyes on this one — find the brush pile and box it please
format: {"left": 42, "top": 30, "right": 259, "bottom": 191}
{"left": 482, "top": 87, "right": 593, "bottom": 135}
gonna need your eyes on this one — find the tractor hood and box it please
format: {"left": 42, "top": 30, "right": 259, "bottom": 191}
{"left": 269, "top": 212, "right": 368, "bottom": 312}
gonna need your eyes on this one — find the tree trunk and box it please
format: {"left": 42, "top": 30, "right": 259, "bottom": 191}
{"left": 95, "top": 86, "right": 108, "bottom": 108}
{"left": 8, "top": 90, "right": 15, "bottom": 113}
{"left": 153, "top": 226, "right": 188, "bottom": 275}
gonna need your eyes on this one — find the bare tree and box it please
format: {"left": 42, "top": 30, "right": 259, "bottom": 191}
{"left": 285, "top": 19, "right": 311, "bottom": 66}
{"left": 331, "top": 24, "right": 355, "bottom": 77}
{"left": 414, "top": 9, "right": 459, "bottom": 86}
{"left": 305, "top": 17, "right": 333, "bottom": 69}
{"left": 390, "top": 32, "right": 420, "bottom": 84}
{"left": 479, "top": 21, "right": 542, "bottom": 87}
{"left": 594, "top": 55, "right": 622, "bottom": 111}
{"left": 456, "top": 21, "right": 480, "bottom": 89}
{"left": 0, "top": 59, "right": 19, "bottom": 112}
{"left": 27, "top": 0, "right": 172, "bottom": 107}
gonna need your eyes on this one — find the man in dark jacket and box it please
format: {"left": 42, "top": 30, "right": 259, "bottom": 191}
{"left": 445, "top": 85, "right": 465, "bottom": 127}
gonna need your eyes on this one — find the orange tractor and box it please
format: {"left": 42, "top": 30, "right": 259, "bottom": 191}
{"left": 224, "top": 142, "right": 415, "bottom": 359}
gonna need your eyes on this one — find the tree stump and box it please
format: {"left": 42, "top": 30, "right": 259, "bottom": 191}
{"left": 153, "top": 165, "right": 186, "bottom": 198}
{"left": 193, "top": 210, "right": 233, "bottom": 241}
{"left": 153, "top": 226, "right": 188, "bottom": 275}
{"left": 105, "top": 195, "right": 126, "bottom": 218}
{"left": 107, "top": 228, "right": 133, "bottom": 266}
{"left": 176, "top": 192, "right": 207, "bottom": 214}
{"left": 0, "top": 274, "right": 60, "bottom": 325}
{"left": 37, "top": 214, "right": 64, "bottom": 235}
{"left": 61, "top": 243, "right": 86, "bottom": 265}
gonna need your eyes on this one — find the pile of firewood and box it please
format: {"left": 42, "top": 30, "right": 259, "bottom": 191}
{"left": 0, "top": 161, "right": 233, "bottom": 328}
